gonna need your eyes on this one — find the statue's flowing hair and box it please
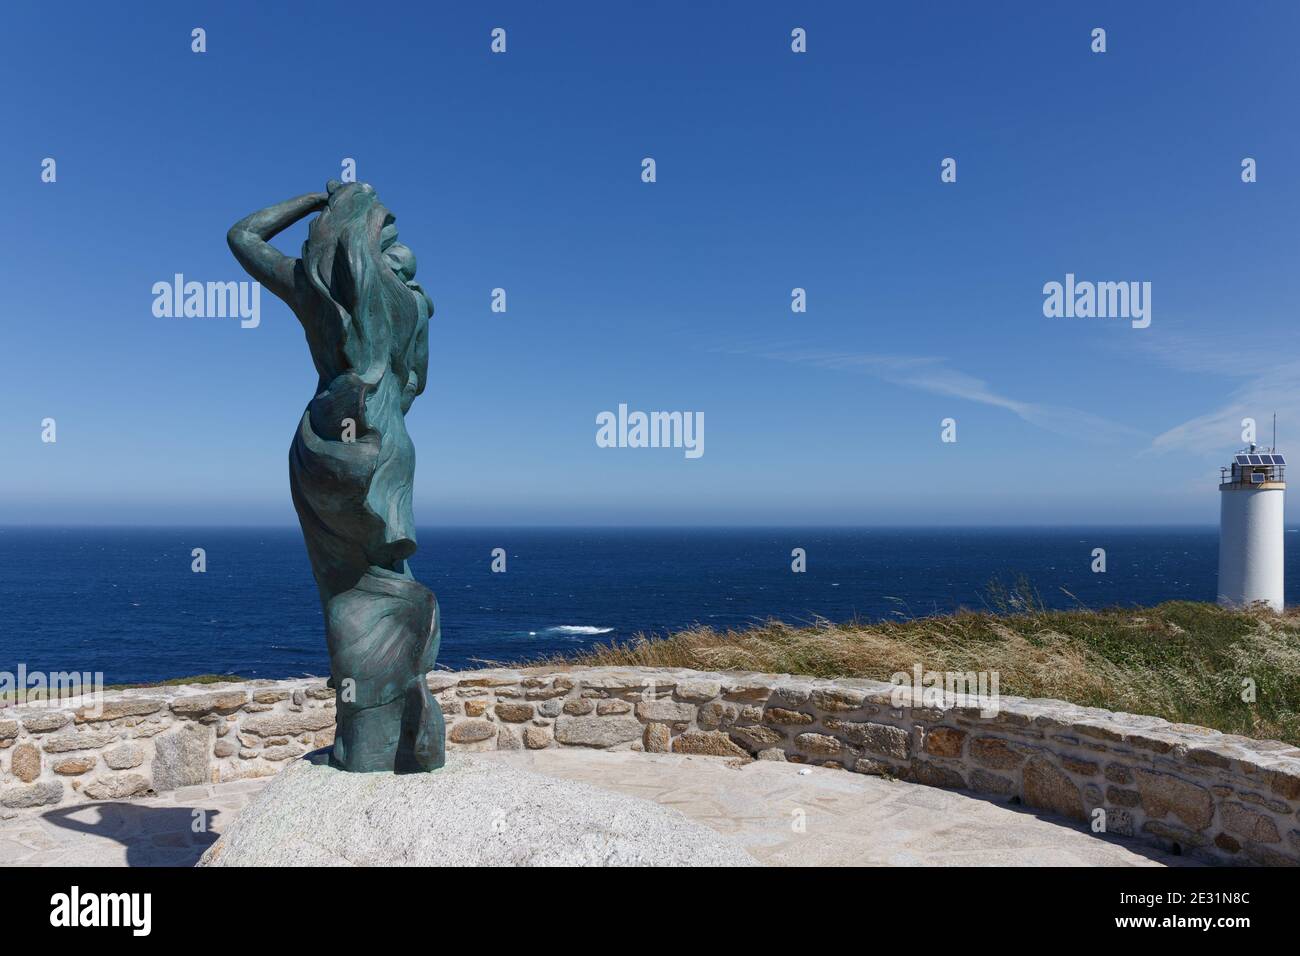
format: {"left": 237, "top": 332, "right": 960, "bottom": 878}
{"left": 298, "top": 182, "right": 428, "bottom": 393}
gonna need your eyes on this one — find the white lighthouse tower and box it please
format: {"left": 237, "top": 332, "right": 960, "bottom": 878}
{"left": 1218, "top": 445, "right": 1285, "bottom": 611}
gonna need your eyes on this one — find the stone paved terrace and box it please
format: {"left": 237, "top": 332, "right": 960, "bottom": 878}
{"left": 0, "top": 750, "right": 1193, "bottom": 867}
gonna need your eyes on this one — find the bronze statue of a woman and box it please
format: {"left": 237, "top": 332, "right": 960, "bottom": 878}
{"left": 228, "top": 181, "right": 443, "bottom": 772}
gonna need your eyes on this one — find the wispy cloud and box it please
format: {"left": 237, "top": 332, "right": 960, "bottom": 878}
{"left": 724, "top": 344, "right": 1143, "bottom": 442}
{"left": 1149, "top": 364, "right": 1300, "bottom": 454}
{"left": 1138, "top": 333, "right": 1300, "bottom": 455}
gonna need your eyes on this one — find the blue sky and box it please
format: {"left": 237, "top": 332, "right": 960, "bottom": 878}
{"left": 3, "top": 1, "right": 1298, "bottom": 526}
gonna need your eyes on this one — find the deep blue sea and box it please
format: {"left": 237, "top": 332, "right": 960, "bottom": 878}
{"left": 0, "top": 527, "right": 1293, "bottom": 684}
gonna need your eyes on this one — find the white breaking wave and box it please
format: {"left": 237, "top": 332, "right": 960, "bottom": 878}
{"left": 544, "top": 625, "right": 615, "bottom": 636}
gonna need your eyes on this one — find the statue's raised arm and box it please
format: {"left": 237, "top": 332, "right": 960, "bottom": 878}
{"left": 226, "top": 192, "right": 328, "bottom": 307}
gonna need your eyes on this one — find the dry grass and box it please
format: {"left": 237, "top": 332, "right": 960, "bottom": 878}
{"left": 551, "top": 600, "right": 1300, "bottom": 745}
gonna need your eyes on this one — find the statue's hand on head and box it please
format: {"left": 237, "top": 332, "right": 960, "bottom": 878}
{"left": 227, "top": 192, "right": 330, "bottom": 307}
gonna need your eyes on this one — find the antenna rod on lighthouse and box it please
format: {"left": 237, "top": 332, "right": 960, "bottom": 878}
{"left": 1274, "top": 412, "right": 1277, "bottom": 451}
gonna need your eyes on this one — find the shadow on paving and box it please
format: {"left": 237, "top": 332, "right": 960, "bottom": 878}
{"left": 1000, "top": 802, "right": 1200, "bottom": 866}
{"left": 895, "top": 782, "right": 1201, "bottom": 867}
{"left": 42, "top": 802, "right": 221, "bottom": 867}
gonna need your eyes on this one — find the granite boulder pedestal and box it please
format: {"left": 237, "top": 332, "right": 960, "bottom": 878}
{"left": 197, "top": 750, "right": 757, "bottom": 867}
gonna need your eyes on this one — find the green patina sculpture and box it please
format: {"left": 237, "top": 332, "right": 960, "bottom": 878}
{"left": 228, "top": 181, "right": 444, "bottom": 773}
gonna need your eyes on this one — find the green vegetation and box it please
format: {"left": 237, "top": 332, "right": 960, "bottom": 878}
{"left": 557, "top": 599, "right": 1300, "bottom": 745}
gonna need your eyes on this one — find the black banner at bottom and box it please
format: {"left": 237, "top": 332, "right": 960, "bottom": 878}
{"left": 1, "top": 863, "right": 1284, "bottom": 941}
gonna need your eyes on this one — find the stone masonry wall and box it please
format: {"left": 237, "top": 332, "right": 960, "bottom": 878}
{"left": 3, "top": 667, "right": 1299, "bottom": 865}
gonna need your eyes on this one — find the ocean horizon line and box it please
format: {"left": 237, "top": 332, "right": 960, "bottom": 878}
{"left": 0, "top": 522, "right": 1229, "bottom": 532}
